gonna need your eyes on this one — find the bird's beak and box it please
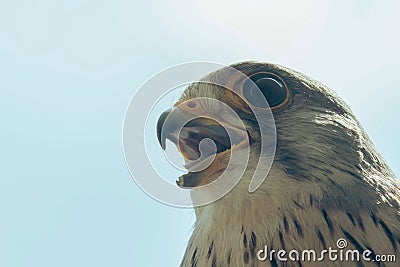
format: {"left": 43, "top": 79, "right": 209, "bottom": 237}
{"left": 156, "top": 104, "right": 249, "bottom": 188}
{"left": 157, "top": 108, "right": 174, "bottom": 150}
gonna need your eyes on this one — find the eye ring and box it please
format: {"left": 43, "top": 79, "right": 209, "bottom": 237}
{"left": 241, "top": 72, "right": 290, "bottom": 111}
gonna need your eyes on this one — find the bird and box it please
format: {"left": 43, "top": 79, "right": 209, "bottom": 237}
{"left": 157, "top": 62, "right": 400, "bottom": 266}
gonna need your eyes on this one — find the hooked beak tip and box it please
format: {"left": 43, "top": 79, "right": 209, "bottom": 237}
{"left": 157, "top": 109, "right": 172, "bottom": 150}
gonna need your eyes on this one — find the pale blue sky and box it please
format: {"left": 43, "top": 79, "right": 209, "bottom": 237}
{"left": 0, "top": 1, "right": 399, "bottom": 266}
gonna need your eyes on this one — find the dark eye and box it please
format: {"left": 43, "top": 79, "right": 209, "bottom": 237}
{"left": 242, "top": 72, "right": 289, "bottom": 109}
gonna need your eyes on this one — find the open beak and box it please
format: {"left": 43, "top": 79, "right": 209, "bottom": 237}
{"left": 157, "top": 106, "right": 249, "bottom": 188}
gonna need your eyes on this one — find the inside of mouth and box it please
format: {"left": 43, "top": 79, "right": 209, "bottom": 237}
{"left": 178, "top": 122, "right": 232, "bottom": 162}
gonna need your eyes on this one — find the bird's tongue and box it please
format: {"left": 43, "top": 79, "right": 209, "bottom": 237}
{"left": 183, "top": 147, "right": 216, "bottom": 172}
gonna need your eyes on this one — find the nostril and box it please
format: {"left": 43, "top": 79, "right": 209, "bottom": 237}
{"left": 187, "top": 101, "right": 196, "bottom": 108}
